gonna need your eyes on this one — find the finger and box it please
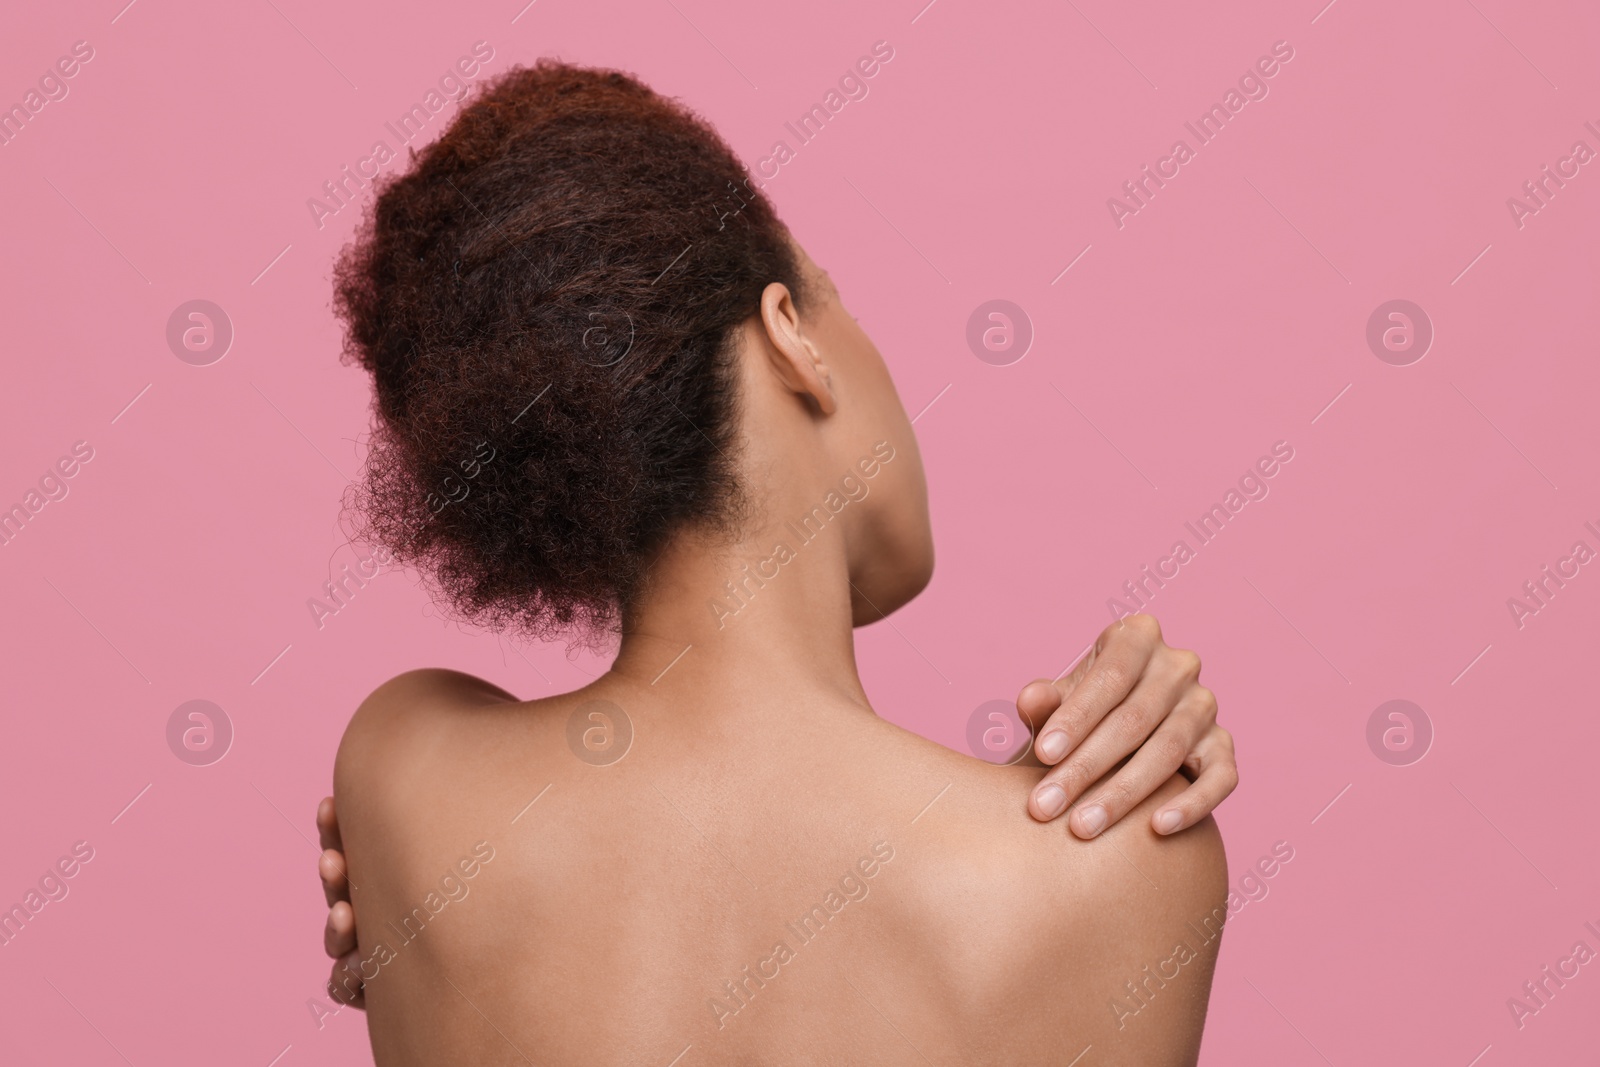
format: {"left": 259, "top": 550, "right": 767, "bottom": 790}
{"left": 1050, "top": 631, "right": 1103, "bottom": 693}
{"left": 1028, "top": 666, "right": 1180, "bottom": 822}
{"left": 317, "top": 797, "right": 343, "bottom": 852}
{"left": 320, "top": 848, "right": 351, "bottom": 908}
{"left": 1015, "top": 679, "right": 1061, "bottom": 737}
{"left": 1032, "top": 614, "right": 1165, "bottom": 766}
{"left": 1018, "top": 621, "right": 1141, "bottom": 752}
{"left": 325, "top": 899, "right": 357, "bottom": 958}
{"left": 1017, "top": 638, "right": 1102, "bottom": 732}
{"left": 1066, "top": 691, "right": 1215, "bottom": 838}
{"left": 1151, "top": 724, "right": 1238, "bottom": 835}
{"left": 328, "top": 949, "right": 366, "bottom": 1009}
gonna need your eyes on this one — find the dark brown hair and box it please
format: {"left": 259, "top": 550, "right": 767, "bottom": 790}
{"left": 333, "top": 59, "right": 809, "bottom": 643}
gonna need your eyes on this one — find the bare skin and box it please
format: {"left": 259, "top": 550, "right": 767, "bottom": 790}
{"left": 331, "top": 242, "right": 1231, "bottom": 1064}
{"left": 318, "top": 616, "right": 1238, "bottom": 1015}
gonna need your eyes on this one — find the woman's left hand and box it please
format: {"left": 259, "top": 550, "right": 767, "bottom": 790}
{"left": 1020, "top": 613, "right": 1237, "bottom": 838}
{"left": 317, "top": 797, "right": 365, "bottom": 1009}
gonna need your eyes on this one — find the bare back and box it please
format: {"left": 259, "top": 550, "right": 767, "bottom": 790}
{"left": 336, "top": 669, "right": 1228, "bottom": 1066}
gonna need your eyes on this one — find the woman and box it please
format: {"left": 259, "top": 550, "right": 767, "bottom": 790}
{"left": 321, "top": 60, "right": 1236, "bottom": 1064}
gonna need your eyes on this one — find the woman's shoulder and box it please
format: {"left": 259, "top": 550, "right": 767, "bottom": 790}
{"left": 347, "top": 667, "right": 521, "bottom": 726}
{"left": 860, "top": 729, "right": 1229, "bottom": 1054}
{"left": 336, "top": 668, "right": 510, "bottom": 775}
{"left": 332, "top": 668, "right": 579, "bottom": 831}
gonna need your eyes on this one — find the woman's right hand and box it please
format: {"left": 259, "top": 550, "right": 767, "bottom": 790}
{"left": 317, "top": 797, "right": 365, "bottom": 1009}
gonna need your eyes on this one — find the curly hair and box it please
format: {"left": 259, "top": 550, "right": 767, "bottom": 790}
{"left": 333, "top": 59, "right": 810, "bottom": 644}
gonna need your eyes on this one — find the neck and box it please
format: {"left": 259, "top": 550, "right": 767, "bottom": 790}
{"left": 608, "top": 510, "right": 871, "bottom": 715}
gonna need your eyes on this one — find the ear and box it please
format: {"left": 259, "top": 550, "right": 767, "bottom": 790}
{"left": 757, "top": 281, "right": 836, "bottom": 416}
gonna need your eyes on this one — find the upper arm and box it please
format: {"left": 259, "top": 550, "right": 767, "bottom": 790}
{"left": 330, "top": 670, "right": 517, "bottom": 1065}
{"left": 332, "top": 668, "right": 518, "bottom": 882}
{"left": 1030, "top": 778, "right": 1229, "bottom": 1065}
{"left": 1101, "top": 810, "right": 1228, "bottom": 1065}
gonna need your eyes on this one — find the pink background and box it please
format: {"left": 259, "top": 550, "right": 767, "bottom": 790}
{"left": 3, "top": 0, "right": 1597, "bottom": 1063}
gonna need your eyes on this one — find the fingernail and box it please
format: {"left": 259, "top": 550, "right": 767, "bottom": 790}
{"left": 1077, "top": 804, "right": 1108, "bottom": 837}
{"left": 1155, "top": 809, "right": 1182, "bottom": 834}
{"left": 1034, "top": 784, "right": 1067, "bottom": 818}
{"left": 1038, "top": 731, "right": 1069, "bottom": 762}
